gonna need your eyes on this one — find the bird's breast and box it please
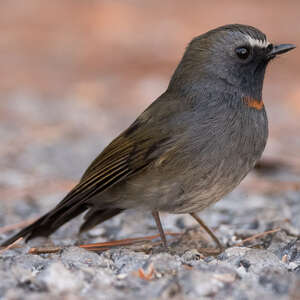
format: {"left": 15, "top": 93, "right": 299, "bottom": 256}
{"left": 97, "top": 105, "right": 268, "bottom": 214}
{"left": 154, "top": 106, "right": 268, "bottom": 213}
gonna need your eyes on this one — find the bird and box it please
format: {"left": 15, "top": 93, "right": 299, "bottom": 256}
{"left": 1, "top": 24, "right": 295, "bottom": 249}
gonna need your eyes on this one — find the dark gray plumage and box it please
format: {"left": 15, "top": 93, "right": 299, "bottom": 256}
{"left": 1, "top": 24, "right": 295, "bottom": 248}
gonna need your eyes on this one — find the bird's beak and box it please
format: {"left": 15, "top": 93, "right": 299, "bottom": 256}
{"left": 268, "top": 44, "right": 296, "bottom": 58}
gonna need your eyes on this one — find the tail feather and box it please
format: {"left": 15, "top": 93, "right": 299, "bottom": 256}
{"left": 0, "top": 205, "right": 124, "bottom": 247}
{"left": 1, "top": 214, "right": 49, "bottom": 247}
{"left": 0, "top": 203, "right": 88, "bottom": 247}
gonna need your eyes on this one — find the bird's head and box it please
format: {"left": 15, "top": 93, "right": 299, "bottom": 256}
{"left": 169, "top": 24, "right": 295, "bottom": 101}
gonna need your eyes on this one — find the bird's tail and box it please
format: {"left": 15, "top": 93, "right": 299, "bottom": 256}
{"left": 0, "top": 203, "right": 88, "bottom": 247}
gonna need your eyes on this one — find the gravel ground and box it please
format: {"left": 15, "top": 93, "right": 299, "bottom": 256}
{"left": 0, "top": 181, "right": 299, "bottom": 300}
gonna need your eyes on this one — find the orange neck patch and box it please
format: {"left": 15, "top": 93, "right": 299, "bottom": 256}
{"left": 242, "top": 96, "right": 264, "bottom": 110}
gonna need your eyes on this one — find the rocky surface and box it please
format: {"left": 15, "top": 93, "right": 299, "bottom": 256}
{"left": 0, "top": 185, "right": 299, "bottom": 300}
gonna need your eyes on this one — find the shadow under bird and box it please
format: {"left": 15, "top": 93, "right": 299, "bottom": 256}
{"left": 1, "top": 24, "right": 295, "bottom": 249}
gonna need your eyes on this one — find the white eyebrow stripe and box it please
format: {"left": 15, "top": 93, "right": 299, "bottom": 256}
{"left": 246, "top": 36, "right": 270, "bottom": 48}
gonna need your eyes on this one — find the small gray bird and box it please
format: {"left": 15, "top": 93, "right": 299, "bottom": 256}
{"left": 1, "top": 24, "right": 295, "bottom": 249}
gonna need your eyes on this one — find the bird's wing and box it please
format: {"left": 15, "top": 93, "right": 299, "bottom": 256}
{"left": 1, "top": 113, "right": 173, "bottom": 246}
{"left": 43, "top": 114, "right": 172, "bottom": 228}
{"left": 0, "top": 96, "right": 186, "bottom": 245}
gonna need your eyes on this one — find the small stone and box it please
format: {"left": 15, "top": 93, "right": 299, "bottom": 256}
{"left": 87, "top": 227, "right": 106, "bottom": 238}
{"left": 41, "top": 262, "right": 81, "bottom": 293}
{"left": 213, "top": 273, "right": 236, "bottom": 283}
{"left": 181, "top": 249, "right": 203, "bottom": 262}
{"left": 116, "top": 273, "right": 127, "bottom": 280}
{"left": 288, "top": 262, "right": 298, "bottom": 271}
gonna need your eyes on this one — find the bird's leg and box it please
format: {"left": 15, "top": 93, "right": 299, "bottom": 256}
{"left": 190, "top": 212, "right": 223, "bottom": 251}
{"left": 152, "top": 211, "right": 168, "bottom": 248}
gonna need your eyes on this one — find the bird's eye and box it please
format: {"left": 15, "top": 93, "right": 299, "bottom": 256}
{"left": 266, "top": 43, "right": 273, "bottom": 52}
{"left": 235, "top": 47, "right": 250, "bottom": 60}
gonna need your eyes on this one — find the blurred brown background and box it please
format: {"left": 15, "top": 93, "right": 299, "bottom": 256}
{"left": 0, "top": 0, "right": 299, "bottom": 207}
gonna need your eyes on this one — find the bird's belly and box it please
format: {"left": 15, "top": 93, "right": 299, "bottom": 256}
{"left": 157, "top": 155, "right": 257, "bottom": 213}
